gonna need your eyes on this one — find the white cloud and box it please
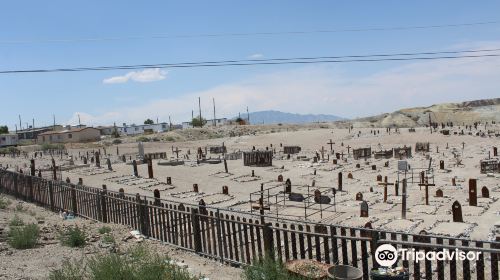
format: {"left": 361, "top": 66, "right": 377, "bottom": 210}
{"left": 73, "top": 42, "right": 500, "bottom": 126}
{"left": 248, "top": 53, "right": 264, "bottom": 59}
{"left": 103, "top": 68, "right": 167, "bottom": 84}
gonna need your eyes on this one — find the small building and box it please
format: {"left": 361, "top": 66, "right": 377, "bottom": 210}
{"left": 38, "top": 127, "right": 101, "bottom": 144}
{"left": 99, "top": 123, "right": 169, "bottom": 136}
{"left": 182, "top": 118, "right": 228, "bottom": 129}
{"left": 353, "top": 147, "right": 371, "bottom": 160}
{"left": 209, "top": 146, "right": 227, "bottom": 154}
{"left": 0, "top": 134, "right": 18, "bottom": 147}
{"left": 17, "top": 125, "right": 63, "bottom": 141}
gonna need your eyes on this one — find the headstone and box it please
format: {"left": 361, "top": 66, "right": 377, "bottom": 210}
{"left": 355, "top": 163, "right": 360, "bottom": 168}
{"left": 193, "top": 184, "right": 199, "bottom": 193}
{"left": 394, "top": 181, "right": 399, "bottom": 196}
{"left": 347, "top": 172, "right": 353, "bottom": 179}
{"left": 338, "top": 172, "right": 342, "bottom": 191}
{"left": 107, "top": 158, "right": 112, "bottom": 171}
{"left": 376, "top": 174, "right": 382, "bottom": 182}
{"left": 167, "top": 177, "right": 172, "bottom": 185}
{"left": 356, "top": 192, "right": 363, "bottom": 201}
{"left": 95, "top": 152, "right": 100, "bottom": 168}
{"left": 371, "top": 165, "right": 376, "bottom": 171}
{"left": 285, "top": 179, "right": 292, "bottom": 193}
{"left": 452, "top": 201, "right": 463, "bottom": 222}
{"left": 435, "top": 189, "right": 443, "bottom": 198}
{"left": 469, "top": 178, "right": 477, "bottom": 206}
{"left": 494, "top": 147, "right": 498, "bottom": 157}
{"left": 222, "top": 186, "right": 229, "bottom": 195}
{"left": 153, "top": 189, "right": 161, "bottom": 205}
{"left": 132, "top": 160, "right": 138, "bottom": 177}
{"left": 360, "top": 201, "right": 369, "bottom": 217}
{"left": 278, "top": 175, "right": 283, "bottom": 182}
{"left": 481, "top": 186, "right": 489, "bottom": 198}
{"left": 439, "top": 160, "right": 444, "bottom": 170}
{"left": 452, "top": 177, "right": 456, "bottom": 186}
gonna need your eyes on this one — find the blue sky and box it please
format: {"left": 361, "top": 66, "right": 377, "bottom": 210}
{"left": 1, "top": 1, "right": 500, "bottom": 130}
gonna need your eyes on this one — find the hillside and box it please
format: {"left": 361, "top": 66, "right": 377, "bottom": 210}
{"left": 352, "top": 98, "right": 500, "bottom": 127}
{"left": 237, "top": 110, "right": 343, "bottom": 124}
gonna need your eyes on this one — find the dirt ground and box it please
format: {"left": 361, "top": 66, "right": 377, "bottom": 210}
{"left": 0, "top": 195, "right": 243, "bottom": 280}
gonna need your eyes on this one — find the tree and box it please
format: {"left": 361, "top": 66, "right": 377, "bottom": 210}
{"left": 191, "top": 117, "right": 207, "bottom": 127}
{"left": 0, "top": 126, "right": 8, "bottom": 134}
{"left": 144, "top": 119, "right": 154, "bottom": 125}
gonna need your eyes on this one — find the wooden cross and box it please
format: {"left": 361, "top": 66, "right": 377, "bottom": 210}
{"left": 321, "top": 146, "right": 325, "bottom": 160}
{"left": 327, "top": 139, "right": 335, "bottom": 151}
{"left": 340, "top": 151, "right": 345, "bottom": 160}
{"left": 346, "top": 145, "right": 351, "bottom": 155}
{"left": 418, "top": 176, "right": 435, "bottom": 205}
{"left": 378, "top": 176, "right": 394, "bottom": 203}
{"left": 174, "top": 147, "right": 180, "bottom": 159}
{"left": 462, "top": 142, "right": 466, "bottom": 150}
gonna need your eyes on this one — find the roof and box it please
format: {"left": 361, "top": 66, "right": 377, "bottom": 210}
{"left": 38, "top": 127, "right": 99, "bottom": 136}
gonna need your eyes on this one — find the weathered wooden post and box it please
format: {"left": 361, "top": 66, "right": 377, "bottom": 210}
{"left": 224, "top": 159, "right": 228, "bottom": 173}
{"left": 101, "top": 185, "right": 108, "bottom": 223}
{"left": 192, "top": 208, "right": 202, "bottom": 253}
{"left": 132, "top": 160, "right": 138, "bottom": 177}
{"left": 338, "top": 172, "right": 342, "bottom": 191}
{"left": 70, "top": 184, "right": 78, "bottom": 215}
{"left": 95, "top": 152, "right": 100, "bottom": 168}
{"left": 263, "top": 222, "right": 274, "bottom": 258}
{"left": 153, "top": 189, "right": 161, "bottom": 206}
{"left": 48, "top": 181, "right": 55, "bottom": 210}
{"left": 30, "top": 159, "right": 35, "bottom": 176}
{"left": 402, "top": 179, "right": 407, "bottom": 219}
{"left": 147, "top": 159, "right": 154, "bottom": 179}
{"left": 469, "top": 178, "right": 477, "bottom": 206}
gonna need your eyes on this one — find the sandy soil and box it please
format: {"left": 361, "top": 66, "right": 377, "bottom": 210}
{"left": 0, "top": 195, "right": 243, "bottom": 280}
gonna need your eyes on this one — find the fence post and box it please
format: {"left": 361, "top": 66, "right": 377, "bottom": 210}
{"left": 216, "top": 209, "right": 224, "bottom": 263}
{"left": 101, "top": 185, "right": 108, "bottom": 223}
{"left": 28, "top": 176, "right": 34, "bottom": 202}
{"left": 192, "top": 208, "right": 202, "bottom": 253}
{"left": 48, "top": 181, "right": 55, "bottom": 210}
{"left": 371, "top": 230, "right": 380, "bottom": 269}
{"left": 263, "top": 222, "right": 274, "bottom": 259}
{"left": 13, "top": 173, "right": 19, "bottom": 198}
{"left": 70, "top": 184, "right": 78, "bottom": 215}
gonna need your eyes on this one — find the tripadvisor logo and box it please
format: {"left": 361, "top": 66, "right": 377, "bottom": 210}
{"left": 375, "top": 244, "right": 482, "bottom": 266}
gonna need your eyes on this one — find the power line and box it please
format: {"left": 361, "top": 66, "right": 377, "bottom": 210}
{"left": 1, "top": 48, "right": 499, "bottom": 74}
{"left": 1, "top": 20, "right": 498, "bottom": 45}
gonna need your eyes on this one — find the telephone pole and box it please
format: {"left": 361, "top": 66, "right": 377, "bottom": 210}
{"left": 213, "top": 98, "right": 216, "bottom": 126}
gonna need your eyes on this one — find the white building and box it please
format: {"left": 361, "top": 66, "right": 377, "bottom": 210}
{"left": 182, "top": 118, "right": 228, "bottom": 129}
{"left": 0, "top": 134, "right": 19, "bottom": 147}
{"left": 99, "top": 123, "right": 169, "bottom": 136}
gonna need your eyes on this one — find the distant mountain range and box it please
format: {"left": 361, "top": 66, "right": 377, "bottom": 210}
{"left": 234, "top": 110, "right": 343, "bottom": 124}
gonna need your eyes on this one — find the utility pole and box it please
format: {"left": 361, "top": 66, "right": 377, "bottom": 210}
{"left": 32, "top": 118, "right": 34, "bottom": 130}
{"left": 53, "top": 114, "right": 56, "bottom": 130}
{"left": 247, "top": 106, "right": 250, "bottom": 124}
{"left": 18, "top": 115, "right": 22, "bottom": 130}
{"left": 213, "top": 98, "right": 216, "bottom": 126}
{"left": 169, "top": 115, "right": 172, "bottom": 130}
{"left": 78, "top": 114, "right": 81, "bottom": 127}
{"left": 198, "top": 97, "right": 202, "bottom": 127}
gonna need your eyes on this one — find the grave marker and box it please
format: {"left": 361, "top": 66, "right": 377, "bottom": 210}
{"left": 356, "top": 192, "right": 363, "bottom": 201}
{"left": 222, "top": 186, "right": 229, "bottom": 195}
{"left": 348, "top": 172, "right": 353, "bottom": 179}
{"left": 338, "top": 172, "right": 342, "bottom": 191}
{"left": 193, "top": 184, "right": 199, "bottom": 193}
{"left": 436, "top": 189, "right": 443, "bottom": 198}
{"left": 360, "top": 201, "right": 369, "bottom": 217}
{"left": 107, "top": 158, "right": 112, "bottom": 171}
{"left": 481, "top": 186, "right": 489, "bottom": 198}
{"left": 401, "top": 179, "right": 407, "bottom": 219}
{"left": 278, "top": 175, "right": 283, "bottom": 182}
{"left": 469, "top": 178, "right": 477, "bottom": 206}
{"left": 132, "top": 160, "right": 138, "bottom": 177}
{"left": 167, "top": 177, "right": 172, "bottom": 185}
{"left": 452, "top": 201, "right": 463, "bottom": 222}
{"left": 147, "top": 159, "right": 154, "bottom": 179}
{"left": 285, "top": 179, "right": 292, "bottom": 193}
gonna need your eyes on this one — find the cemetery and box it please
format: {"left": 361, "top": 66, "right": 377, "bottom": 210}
{"left": 1, "top": 124, "right": 499, "bottom": 279}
